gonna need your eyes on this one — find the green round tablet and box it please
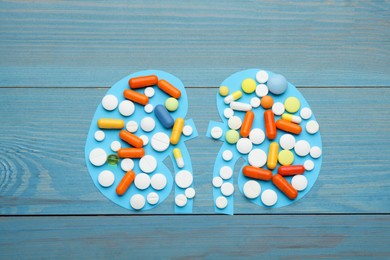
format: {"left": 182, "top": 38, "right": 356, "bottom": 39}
{"left": 225, "top": 130, "right": 239, "bottom": 144}
{"left": 107, "top": 154, "right": 119, "bottom": 165}
{"left": 165, "top": 97, "right": 179, "bottom": 112}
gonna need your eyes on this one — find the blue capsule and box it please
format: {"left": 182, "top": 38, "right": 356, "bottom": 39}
{"left": 154, "top": 104, "right": 174, "bottom": 129}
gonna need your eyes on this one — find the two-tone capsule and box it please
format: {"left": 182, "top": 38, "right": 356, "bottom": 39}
{"left": 282, "top": 113, "right": 302, "bottom": 124}
{"left": 173, "top": 148, "right": 184, "bottom": 168}
{"left": 224, "top": 90, "right": 242, "bottom": 104}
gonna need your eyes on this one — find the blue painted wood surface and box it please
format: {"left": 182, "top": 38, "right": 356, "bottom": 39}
{"left": 0, "top": 0, "right": 389, "bottom": 258}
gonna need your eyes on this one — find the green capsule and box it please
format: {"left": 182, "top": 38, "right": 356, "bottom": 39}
{"left": 107, "top": 154, "right": 120, "bottom": 165}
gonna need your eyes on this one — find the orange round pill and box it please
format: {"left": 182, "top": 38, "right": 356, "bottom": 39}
{"left": 261, "top": 96, "right": 274, "bottom": 109}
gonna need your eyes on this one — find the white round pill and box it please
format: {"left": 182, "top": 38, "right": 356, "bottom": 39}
{"left": 294, "top": 140, "right": 311, "bottom": 157}
{"left": 130, "top": 194, "right": 145, "bottom": 210}
{"left": 212, "top": 176, "right": 223, "bottom": 188}
{"left": 291, "top": 175, "right": 308, "bottom": 191}
{"left": 144, "top": 104, "right": 154, "bottom": 114}
{"left": 182, "top": 125, "right": 193, "bottom": 136}
{"left": 126, "top": 121, "right": 138, "bottom": 133}
{"left": 248, "top": 149, "right": 267, "bottom": 167}
{"left": 310, "top": 146, "right": 322, "bottom": 159}
{"left": 89, "top": 148, "right": 107, "bottom": 166}
{"left": 144, "top": 87, "right": 155, "bottom": 97}
{"left": 139, "top": 155, "right": 157, "bottom": 173}
{"left": 141, "top": 117, "right": 155, "bottom": 132}
{"left": 243, "top": 180, "right": 261, "bottom": 199}
{"left": 211, "top": 126, "right": 223, "bottom": 139}
{"left": 102, "top": 94, "right": 118, "bottom": 111}
{"left": 219, "top": 166, "right": 233, "bottom": 180}
{"left": 261, "top": 189, "right": 278, "bottom": 206}
{"left": 249, "top": 128, "right": 265, "bottom": 145}
{"left": 250, "top": 97, "right": 261, "bottom": 108}
{"left": 222, "top": 150, "right": 233, "bottom": 161}
{"left": 175, "top": 170, "right": 193, "bottom": 189}
{"left": 147, "top": 192, "right": 159, "bottom": 205}
{"left": 304, "top": 160, "right": 315, "bottom": 171}
{"left": 221, "top": 182, "right": 234, "bottom": 196}
{"left": 255, "top": 84, "right": 269, "bottom": 97}
{"left": 150, "top": 173, "right": 167, "bottom": 190}
{"left": 256, "top": 70, "right": 269, "bottom": 84}
{"left": 134, "top": 173, "right": 150, "bottom": 190}
{"left": 224, "top": 108, "right": 234, "bottom": 119}
{"left": 140, "top": 135, "right": 149, "bottom": 146}
{"left": 306, "top": 120, "right": 319, "bottom": 134}
{"left": 98, "top": 170, "right": 115, "bottom": 187}
{"left": 185, "top": 187, "right": 196, "bottom": 199}
{"left": 120, "top": 158, "right": 134, "bottom": 172}
{"left": 175, "top": 194, "right": 187, "bottom": 207}
{"left": 228, "top": 116, "right": 242, "bottom": 130}
{"left": 110, "top": 141, "right": 121, "bottom": 152}
{"left": 300, "top": 107, "right": 312, "bottom": 119}
{"left": 151, "top": 132, "right": 170, "bottom": 152}
{"left": 94, "top": 130, "right": 105, "bottom": 142}
{"left": 215, "top": 196, "right": 228, "bottom": 209}
{"left": 279, "top": 134, "right": 296, "bottom": 150}
{"left": 119, "top": 100, "right": 135, "bottom": 117}
{"left": 272, "top": 102, "right": 285, "bottom": 116}
{"left": 236, "top": 138, "right": 252, "bottom": 154}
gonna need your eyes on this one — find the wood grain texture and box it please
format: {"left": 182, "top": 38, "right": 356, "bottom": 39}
{"left": 0, "top": 0, "right": 389, "bottom": 87}
{"left": 0, "top": 87, "right": 389, "bottom": 215}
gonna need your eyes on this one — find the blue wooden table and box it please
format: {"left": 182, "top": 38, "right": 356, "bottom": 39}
{"left": 1, "top": 1, "right": 389, "bottom": 258}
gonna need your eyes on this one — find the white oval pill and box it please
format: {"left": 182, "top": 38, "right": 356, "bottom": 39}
{"left": 134, "top": 173, "right": 150, "bottom": 190}
{"left": 175, "top": 194, "right": 187, "bottom": 207}
{"left": 144, "top": 104, "right": 154, "bottom": 114}
{"left": 102, "top": 94, "right": 118, "bottom": 111}
{"left": 141, "top": 117, "right": 155, "bottom": 132}
{"left": 98, "top": 170, "right": 115, "bottom": 187}
{"left": 256, "top": 70, "right": 269, "bottom": 84}
{"left": 236, "top": 138, "right": 252, "bottom": 154}
{"left": 272, "top": 102, "right": 285, "bottom": 116}
{"left": 249, "top": 128, "right": 265, "bottom": 145}
{"left": 144, "top": 87, "right": 155, "bottom": 97}
{"left": 221, "top": 182, "right": 234, "bottom": 196}
{"left": 219, "top": 166, "right": 233, "bottom": 180}
{"left": 228, "top": 116, "right": 242, "bottom": 130}
{"left": 215, "top": 196, "right": 228, "bottom": 209}
{"left": 291, "top": 175, "right": 308, "bottom": 191}
{"left": 224, "top": 108, "right": 234, "bottom": 119}
{"left": 182, "top": 125, "right": 193, "bottom": 136}
{"left": 110, "top": 141, "right": 121, "bottom": 152}
{"left": 126, "top": 121, "right": 138, "bottom": 133}
{"left": 185, "top": 187, "right": 196, "bottom": 199}
{"left": 306, "top": 120, "right": 319, "bottom": 134}
{"left": 130, "top": 194, "right": 145, "bottom": 210}
{"left": 304, "top": 160, "right": 315, "bottom": 171}
{"left": 222, "top": 150, "right": 233, "bottom": 161}
{"left": 230, "top": 102, "right": 252, "bottom": 112}
{"left": 150, "top": 173, "right": 167, "bottom": 190}
{"left": 248, "top": 149, "right": 267, "bottom": 167}
{"left": 261, "top": 189, "right": 278, "bottom": 206}
{"left": 294, "top": 140, "right": 311, "bottom": 157}
{"left": 243, "top": 180, "right": 261, "bottom": 199}
{"left": 279, "top": 134, "right": 296, "bottom": 150}
{"left": 300, "top": 107, "right": 312, "bottom": 119}
{"left": 140, "top": 135, "right": 149, "bottom": 146}
{"left": 255, "top": 84, "right": 269, "bottom": 97}
{"left": 119, "top": 100, "right": 135, "bottom": 117}
{"left": 94, "top": 130, "right": 105, "bottom": 142}
{"left": 139, "top": 155, "right": 157, "bottom": 173}
{"left": 175, "top": 170, "right": 193, "bottom": 189}
{"left": 89, "top": 148, "right": 107, "bottom": 166}
{"left": 212, "top": 176, "right": 223, "bottom": 188}
{"left": 310, "top": 146, "right": 322, "bottom": 158}
{"left": 121, "top": 158, "right": 134, "bottom": 172}
{"left": 147, "top": 192, "right": 159, "bottom": 205}
{"left": 211, "top": 126, "right": 223, "bottom": 139}
{"left": 151, "top": 132, "right": 170, "bottom": 152}
{"left": 250, "top": 97, "right": 261, "bottom": 108}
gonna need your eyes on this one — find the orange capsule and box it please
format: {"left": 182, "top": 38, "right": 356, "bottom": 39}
{"left": 123, "top": 89, "right": 149, "bottom": 105}
{"left": 116, "top": 170, "right": 135, "bottom": 196}
{"left": 117, "top": 148, "right": 145, "bottom": 158}
{"left": 272, "top": 174, "right": 298, "bottom": 200}
{"left": 119, "top": 130, "right": 143, "bottom": 148}
{"left": 240, "top": 111, "right": 254, "bottom": 138}
{"left": 275, "top": 119, "right": 302, "bottom": 135}
{"left": 158, "top": 80, "right": 181, "bottom": 99}
{"left": 278, "top": 165, "right": 305, "bottom": 176}
{"left": 129, "top": 75, "right": 158, "bottom": 89}
{"left": 242, "top": 166, "right": 272, "bottom": 181}
{"left": 264, "top": 110, "right": 277, "bottom": 140}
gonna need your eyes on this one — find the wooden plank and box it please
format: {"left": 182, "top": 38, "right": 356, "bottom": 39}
{"left": 0, "top": 87, "right": 389, "bottom": 215}
{"left": 0, "top": 215, "right": 389, "bottom": 258}
{"left": 0, "top": 0, "right": 389, "bottom": 87}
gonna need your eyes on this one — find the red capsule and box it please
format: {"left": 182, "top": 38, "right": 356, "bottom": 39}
{"left": 278, "top": 165, "right": 305, "bottom": 176}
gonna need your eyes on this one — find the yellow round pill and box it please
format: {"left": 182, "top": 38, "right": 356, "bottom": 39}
{"left": 219, "top": 86, "right": 229, "bottom": 96}
{"left": 241, "top": 78, "right": 256, "bottom": 94}
{"left": 278, "top": 150, "right": 294, "bottom": 166}
{"left": 284, "top": 97, "right": 300, "bottom": 113}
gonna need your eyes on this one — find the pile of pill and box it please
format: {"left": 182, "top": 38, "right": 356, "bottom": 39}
{"left": 87, "top": 73, "right": 196, "bottom": 211}
{"left": 210, "top": 69, "right": 322, "bottom": 210}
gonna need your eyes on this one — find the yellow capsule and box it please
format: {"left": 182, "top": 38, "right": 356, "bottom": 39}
{"left": 281, "top": 113, "right": 302, "bottom": 124}
{"left": 219, "top": 86, "right": 229, "bottom": 96}
{"left": 173, "top": 148, "right": 184, "bottom": 168}
{"left": 224, "top": 90, "right": 243, "bottom": 104}
{"left": 170, "top": 118, "right": 184, "bottom": 145}
{"left": 267, "top": 142, "right": 279, "bottom": 170}
{"left": 98, "top": 118, "right": 124, "bottom": 129}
